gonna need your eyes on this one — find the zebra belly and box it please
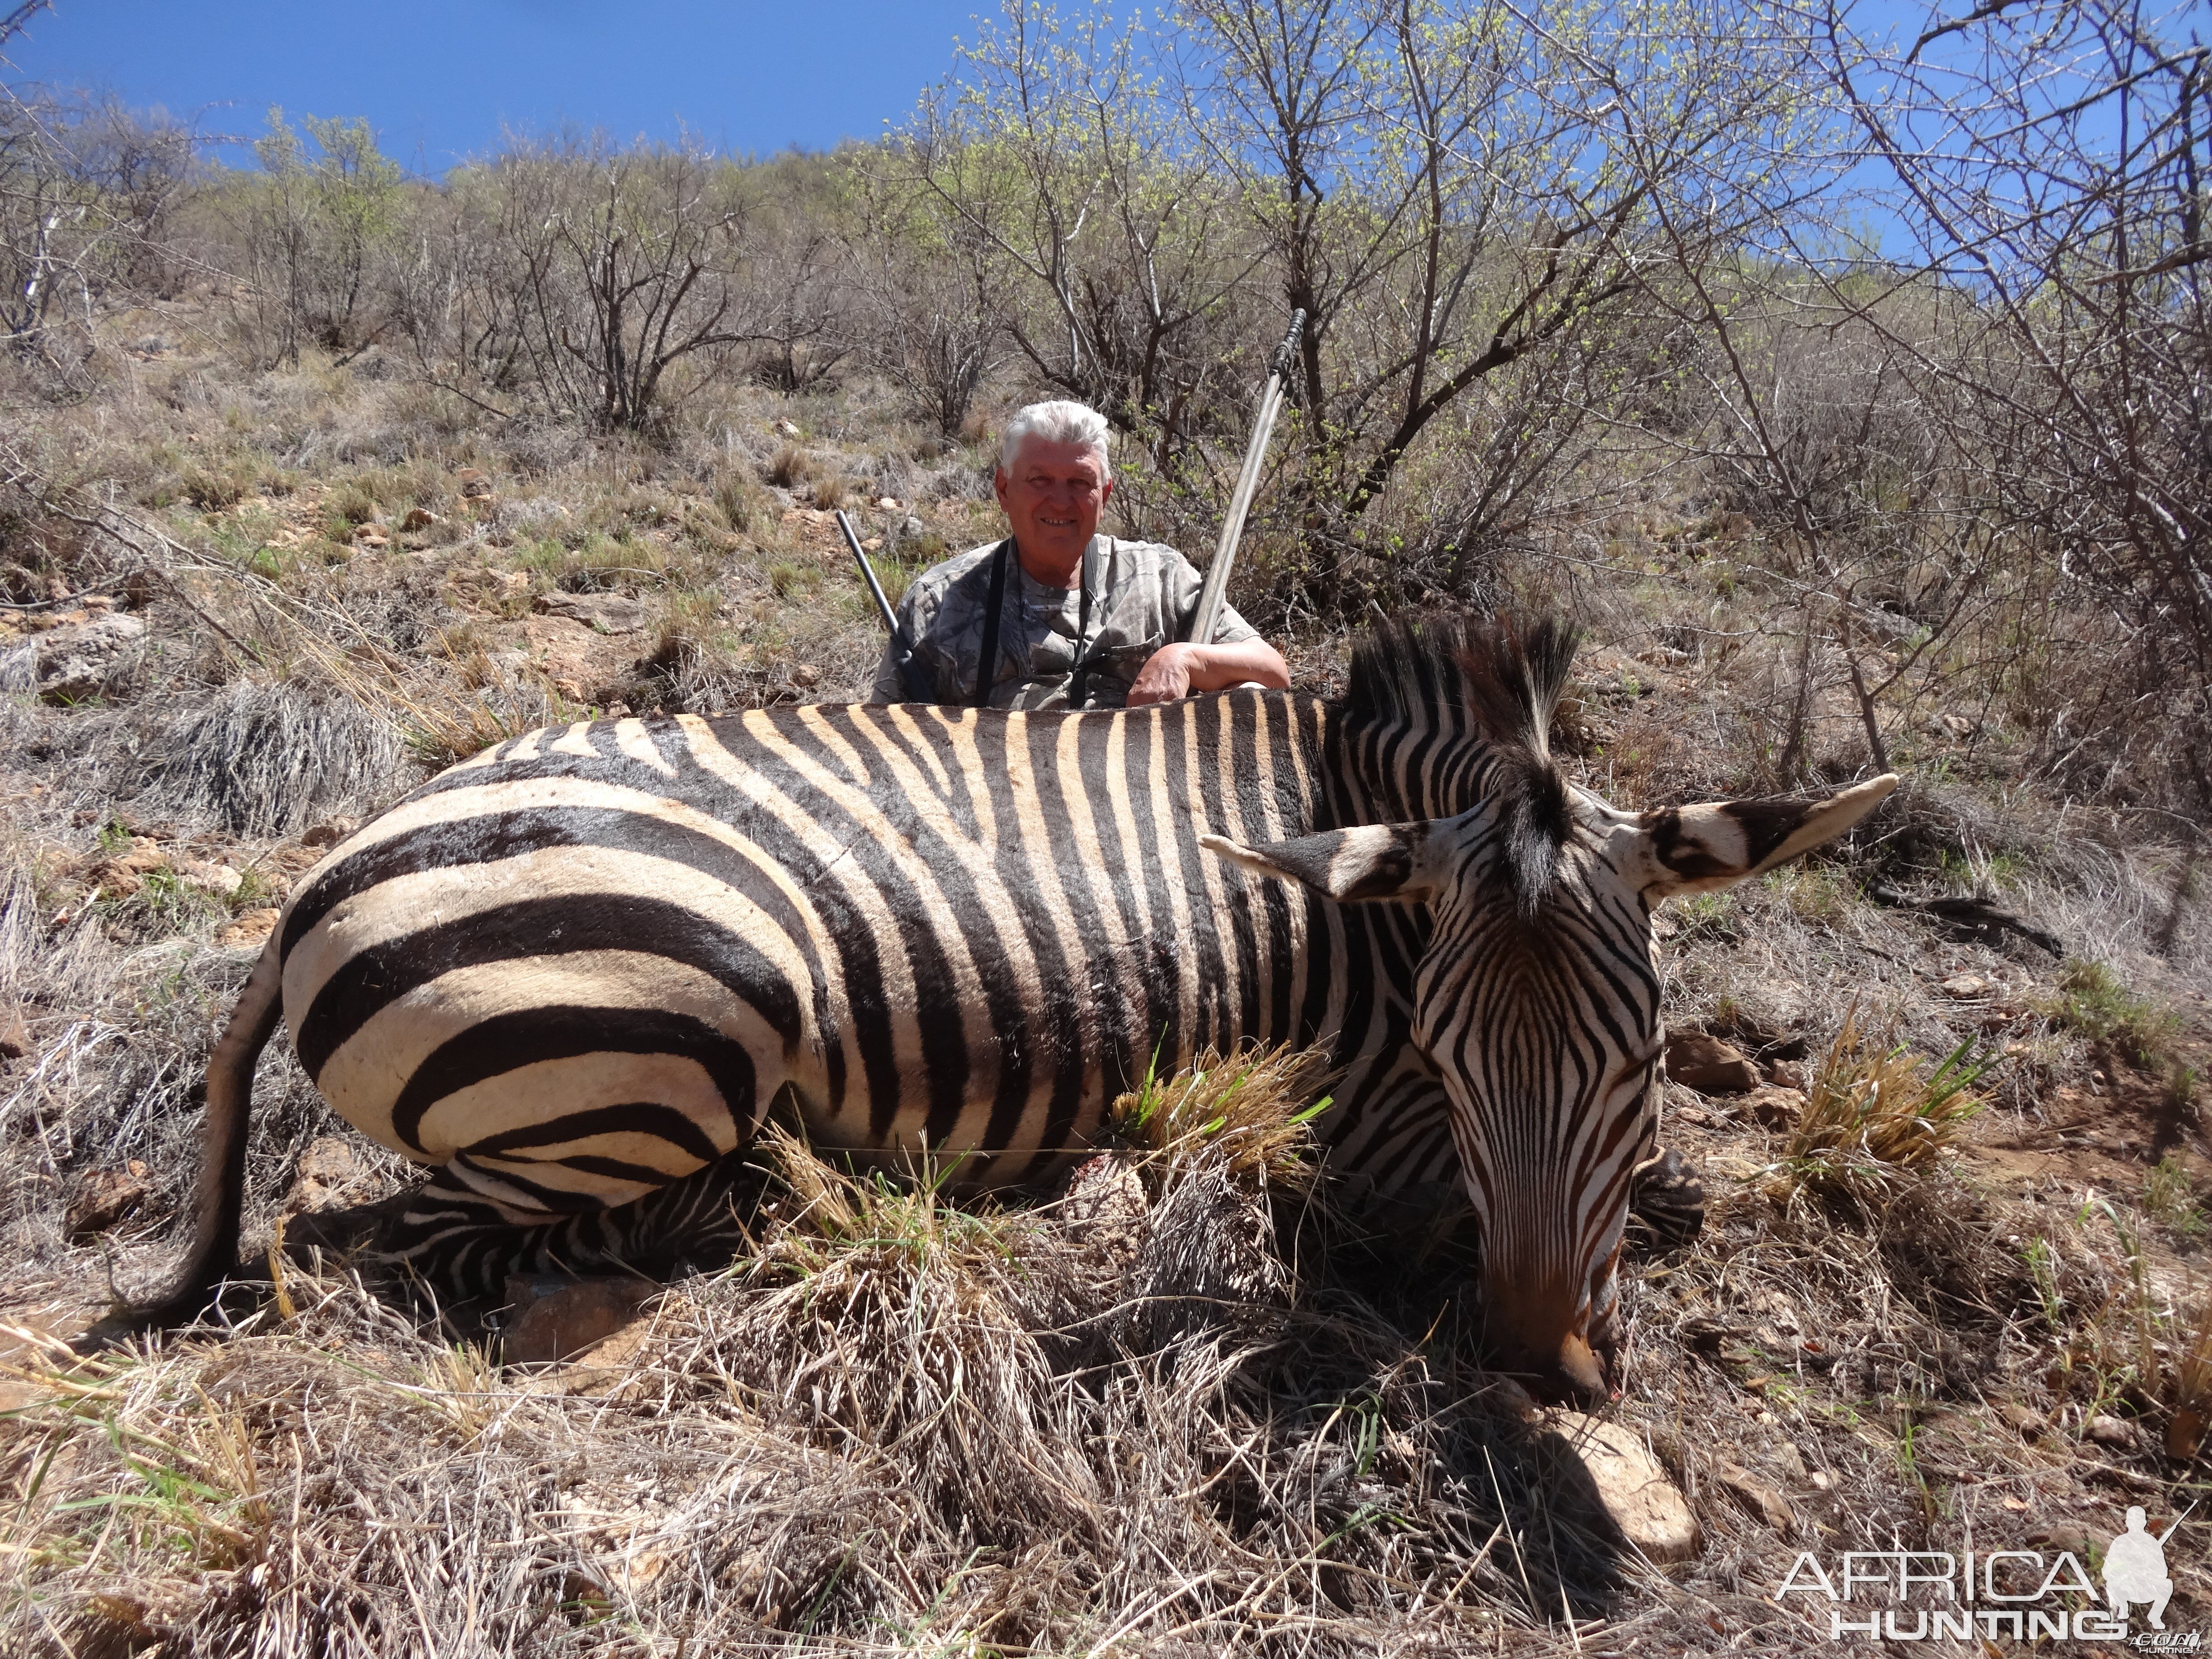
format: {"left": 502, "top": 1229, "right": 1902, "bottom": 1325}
{"left": 278, "top": 826, "right": 820, "bottom": 1218}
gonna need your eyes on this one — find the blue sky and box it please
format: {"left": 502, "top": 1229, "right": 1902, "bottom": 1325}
{"left": 7, "top": 0, "right": 989, "bottom": 172}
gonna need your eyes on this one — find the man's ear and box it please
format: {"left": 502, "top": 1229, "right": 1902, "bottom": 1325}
{"left": 1200, "top": 821, "right": 1441, "bottom": 903}
{"left": 1632, "top": 774, "right": 1897, "bottom": 899}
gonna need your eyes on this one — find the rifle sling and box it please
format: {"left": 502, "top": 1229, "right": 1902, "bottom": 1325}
{"left": 972, "top": 538, "right": 1013, "bottom": 708}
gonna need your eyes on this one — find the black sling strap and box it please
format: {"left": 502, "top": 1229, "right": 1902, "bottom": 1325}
{"left": 971, "top": 538, "right": 1013, "bottom": 708}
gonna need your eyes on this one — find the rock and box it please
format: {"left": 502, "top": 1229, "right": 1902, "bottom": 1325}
{"left": 1765, "top": 1059, "right": 1805, "bottom": 1090}
{"left": 1745, "top": 1085, "right": 1807, "bottom": 1129}
{"left": 457, "top": 468, "right": 494, "bottom": 499}
{"left": 0, "top": 611, "right": 147, "bottom": 702}
{"left": 1665, "top": 1031, "right": 1758, "bottom": 1095}
{"left": 64, "top": 1162, "right": 152, "bottom": 1240}
{"left": 1717, "top": 1460, "right": 1796, "bottom": 1531}
{"left": 897, "top": 513, "right": 927, "bottom": 544}
{"left": 215, "top": 907, "right": 281, "bottom": 950}
{"left": 1940, "top": 973, "right": 1994, "bottom": 999}
{"left": 875, "top": 496, "right": 900, "bottom": 511}
{"left": 89, "top": 846, "right": 171, "bottom": 899}
{"left": 0, "top": 1002, "right": 28, "bottom": 1060}
{"left": 534, "top": 592, "right": 647, "bottom": 634}
{"left": 502, "top": 1276, "right": 653, "bottom": 1366}
{"left": 2087, "top": 1413, "right": 2138, "bottom": 1450}
{"left": 774, "top": 419, "right": 800, "bottom": 439}
{"left": 558, "top": 1319, "right": 661, "bottom": 1397}
{"left": 353, "top": 525, "right": 389, "bottom": 549}
{"left": 401, "top": 507, "right": 441, "bottom": 531}
{"left": 174, "top": 858, "right": 243, "bottom": 899}
{"left": 1547, "top": 1412, "right": 1700, "bottom": 1564}
{"left": 791, "top": 662, "right": 821, "bottom": 688}
{"left": 283, "top": 1137, "right": 362, "bottom": 1216}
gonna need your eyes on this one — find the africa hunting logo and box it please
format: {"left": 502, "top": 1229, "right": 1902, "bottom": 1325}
{"left": 1774, "top": 1504, "right": 2195, "bottom": 1645}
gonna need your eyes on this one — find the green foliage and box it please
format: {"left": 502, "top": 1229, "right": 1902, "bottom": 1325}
{"left": 1108, "top": 1042, "right": 1332, "bottom": 1186}
{"left": 225, "top": 107, "right": 404, "bottom": 366}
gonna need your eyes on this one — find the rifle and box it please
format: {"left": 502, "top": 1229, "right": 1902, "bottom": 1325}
{"left": 1186, "top": 309, "right": 1305, "bottom": 647}
{"left": 837, "top": 509, "right": 932, "bottom": 701}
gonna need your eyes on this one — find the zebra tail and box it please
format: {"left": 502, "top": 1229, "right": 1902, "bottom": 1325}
{"left": 86, "top": 938, "right": 285, "bottom": 1345}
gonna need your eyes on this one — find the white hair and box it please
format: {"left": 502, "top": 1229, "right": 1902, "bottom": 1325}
{"left": 998, "top": 400, "right": 1112, "bottom": 480}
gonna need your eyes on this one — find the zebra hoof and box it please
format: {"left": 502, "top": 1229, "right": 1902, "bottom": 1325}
{"left": 1627, "top": 1146, "right": 1706, "bottom": 1254}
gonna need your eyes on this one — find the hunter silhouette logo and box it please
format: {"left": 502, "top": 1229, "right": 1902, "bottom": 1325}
{"left": 2105, "top": 1504, "right": 2183, "bottom": 1632}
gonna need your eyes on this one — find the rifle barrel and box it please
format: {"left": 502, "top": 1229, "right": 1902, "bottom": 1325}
{"left": 837, "top": 510, "right": 906, "bottom": 645}
{"left": 1188, "top": 309, "right": 1305, "bottom": 647}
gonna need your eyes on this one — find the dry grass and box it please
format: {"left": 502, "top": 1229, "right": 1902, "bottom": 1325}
{"left": 2168, "top": 1298, "right": 2212, "bottom": 1460}
{"left": 1, "top": 1060, "right": 1651, "bottom": 1657}
{"left": 129, "top": 679, "right": 403, "bottom": 839}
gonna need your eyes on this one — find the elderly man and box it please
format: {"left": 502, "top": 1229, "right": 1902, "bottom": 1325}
{"left": 872, "top": 399, "right": 1290, "bottom": 708}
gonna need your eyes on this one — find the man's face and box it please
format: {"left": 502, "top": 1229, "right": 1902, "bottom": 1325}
{"left": 995, "top": 436, "right": 1111, "bottom": 577}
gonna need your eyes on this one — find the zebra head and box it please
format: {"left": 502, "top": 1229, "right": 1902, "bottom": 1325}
{"left": 1203, "top": 615, "right": 1896, "bottom": 1399}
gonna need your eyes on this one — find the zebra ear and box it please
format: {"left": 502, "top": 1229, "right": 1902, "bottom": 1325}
{"left": 1200, "top": 822, "right": 1440, "bottom": 904}
{"left": 1634, "top": 773, "right": 1898, "bottom": 899}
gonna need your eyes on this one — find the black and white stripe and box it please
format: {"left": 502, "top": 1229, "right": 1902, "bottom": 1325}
{"left": 133, "top": 611, "right": 1894, "bottom": 1396}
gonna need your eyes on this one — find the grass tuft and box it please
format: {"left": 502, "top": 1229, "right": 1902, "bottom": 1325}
{"left": 1109, "top": 1041, "right": 1334, "bottom": 1190}
{"left": 129, "top": 680, "right": 407, "bottom": 838}
{"left": 1769, "top": 1005, "right": 1988, "bottom": 1208}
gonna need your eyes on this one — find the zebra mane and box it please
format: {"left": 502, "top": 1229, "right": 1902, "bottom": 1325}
{"left": 1341, "top": 610, "right": 1582, "bottom": 914}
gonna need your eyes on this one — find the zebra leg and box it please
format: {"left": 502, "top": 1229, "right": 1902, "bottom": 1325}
{"left": 1626, "top": 1147, "right": 1706, "bottom": 1253}
{"left": 366, "top": 1157, "right": 768, "bottom": 1308}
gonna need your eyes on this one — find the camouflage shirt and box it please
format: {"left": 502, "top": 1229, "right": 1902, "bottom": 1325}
{"left": 870, "top": 535, "right": 1260, "bottom": 709}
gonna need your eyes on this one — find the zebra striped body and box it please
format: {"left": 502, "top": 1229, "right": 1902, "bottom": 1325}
{"left": 285, "top": 691, "right": 1367, "bottom": 1209}
{"left": 134, "top": 614, "right": 1894, "bottom": 1397}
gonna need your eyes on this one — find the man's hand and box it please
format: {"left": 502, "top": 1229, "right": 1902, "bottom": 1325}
{"left": 1127, "top": 639, "right": 1291, "bottom": 707}
{"left": 1127, "top": 642, "right": 1199, "bottom": 705}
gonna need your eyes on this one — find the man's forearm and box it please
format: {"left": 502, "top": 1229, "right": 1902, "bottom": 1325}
{"left": 1182, "top": 639, "right": 1291, "bottom": 692}
{"left": 1126, "top": 638, "right": 1292, "bottom": 705}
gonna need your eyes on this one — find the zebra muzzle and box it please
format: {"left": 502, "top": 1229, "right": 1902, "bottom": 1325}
{"left": 1557, "top": 1331, "right": 1607, "bottom": 1400}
